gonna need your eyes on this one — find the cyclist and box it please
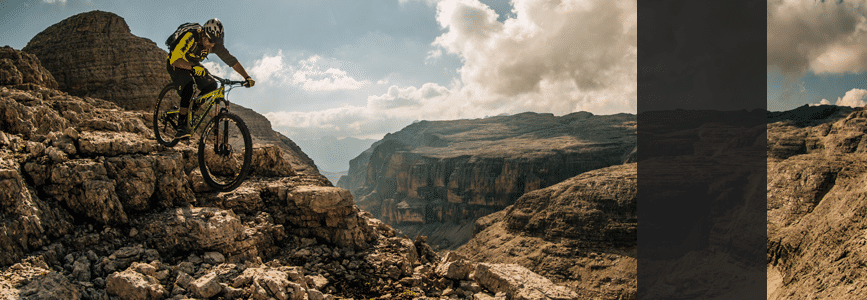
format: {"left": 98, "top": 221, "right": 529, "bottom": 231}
{"left": 166, "top": 18, "right": 255, "bottom": 140}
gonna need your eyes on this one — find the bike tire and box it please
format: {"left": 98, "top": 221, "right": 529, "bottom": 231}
{"left": 153, "top": 84, "right": 181, "bottom": 147}
{"left": 197, "top": 112, "right": 253, "bottom": 192}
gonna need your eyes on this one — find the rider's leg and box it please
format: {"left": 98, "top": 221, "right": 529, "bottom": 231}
{"left": 167, "top": 61, "right": 195, "bottom": 139}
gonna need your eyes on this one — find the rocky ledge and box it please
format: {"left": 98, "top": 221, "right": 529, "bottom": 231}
{"left": 458, "top": 164, "right": 637, "bottom": 300}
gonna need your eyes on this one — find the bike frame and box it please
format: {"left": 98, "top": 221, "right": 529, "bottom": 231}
{"left": 186, "top": 76, "right": 244, "bottom": 134}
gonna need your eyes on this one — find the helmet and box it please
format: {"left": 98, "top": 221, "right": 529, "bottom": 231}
{"left": 203, "top": 18, "right": 224, "bottom": 44}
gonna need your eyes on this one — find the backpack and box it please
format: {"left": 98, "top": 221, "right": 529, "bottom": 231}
{"left": 165, "top": 22, "right": 202, "bottom": 49}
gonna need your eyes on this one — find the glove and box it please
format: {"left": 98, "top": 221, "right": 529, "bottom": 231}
{"left": 244, "top": 77, "right": 255, "bottom": 88}
{"left": 192, "top": 66, "right": 207, "bottom": 77}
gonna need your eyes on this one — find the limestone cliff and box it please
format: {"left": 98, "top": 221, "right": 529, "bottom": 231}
{"left": 339, "top": 112, "right": 636, "bottom": 249}
{"left": 458, "top": 164, "right": 637, "bottom": 300}
{"left": 767, "top": 106, "right": 867, "bottom": 299}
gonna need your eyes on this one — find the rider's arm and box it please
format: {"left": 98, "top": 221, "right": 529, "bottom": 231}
{"left": 231, "top": 62, "right": 251, "bottom": 79}
{"left": 212, "top": 44, "right": 251, "bottom": 79}
{"left": 169, "top": 32, "right": 196, "bottom": 70}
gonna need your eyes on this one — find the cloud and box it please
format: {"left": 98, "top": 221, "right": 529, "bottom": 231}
{"left": 42, "top": 0, "right": 67, "bottom": 3}
{"left": 810, "top": 98, "right": 832, "bottom": 106}
{"left": 216, "top": 51, "right": 368, "bottom": 91}
{"left": 367, "top": 84, "right": 449, "bottom": 109}
{"left": 292, "top": 56, "right": 370, "bottom": 91}
{"left": 768, "top": 0, "right": 867, "bottom": 75}
{"left": 433, "top": 0, "right": 636, "bottom": 99}
{"left": 835, "top": 88, "right": 867, "bottom": 108}
{"left": 251, "top": 51, "right": 291, "bottom": 83}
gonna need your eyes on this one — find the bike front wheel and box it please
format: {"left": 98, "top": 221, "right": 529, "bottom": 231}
{"left": 154, "top": 84, "right": 181, "bottom": 147}
{"left": 197, "top": 112, "right": 253, "bottom": 192}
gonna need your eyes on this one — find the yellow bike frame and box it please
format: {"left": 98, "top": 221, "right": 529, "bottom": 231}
{"left": 188, "top": 86, "right": 225, "bottom": 134}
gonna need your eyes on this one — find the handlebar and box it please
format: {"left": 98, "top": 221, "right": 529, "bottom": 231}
{"left": 210, "top": 74, "right": 248, "bottom": 86}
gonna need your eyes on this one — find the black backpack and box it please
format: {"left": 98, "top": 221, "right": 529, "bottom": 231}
{"left": 165, "top": 23, "right": 202, "bottom": 49}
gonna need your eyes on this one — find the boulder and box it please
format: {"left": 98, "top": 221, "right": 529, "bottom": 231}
{"left": 106, "top": 268, "right": 166, "bottom": 300}
{"left": 474, "top": 263, "right": 578, "bottom": 300}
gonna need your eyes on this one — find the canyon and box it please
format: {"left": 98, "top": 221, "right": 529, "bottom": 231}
{"left": 339, "top": 112, "right": 636, "bottom": 249}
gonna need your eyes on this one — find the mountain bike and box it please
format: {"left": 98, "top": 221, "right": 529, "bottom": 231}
{"left": 153, "top": 75, "right": 252, "bottom": 192}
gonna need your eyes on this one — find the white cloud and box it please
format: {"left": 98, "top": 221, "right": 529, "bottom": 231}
{"left": 292, "top": 56, "right": 369, "bottom": 91}
{"left": 835, "top": 88, "right": 867, "bottom": 108}
{"left": 431, "top": 0, "right": 636, "bottom": 111}
{"left": 42, "top": 0, "right": 67, "bottom": 3}
{"left": 250, "top": 50, "right": 292, "bottom": 84}
{"left": 424, "top": 49, "right": 443, "bottom": 65}
{"left": 768, "top": 0, "right": 867, "bottom": 75}
{"left": 810, "top": 98, "right": 832, "bottom": 106}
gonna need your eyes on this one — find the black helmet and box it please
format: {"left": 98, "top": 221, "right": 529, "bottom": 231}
{"left": 203, "top": 18, "right": 224, "bottom": 44}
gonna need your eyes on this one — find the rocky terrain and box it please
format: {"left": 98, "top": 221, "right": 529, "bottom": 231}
{"left": 458, "top": 164, "right": 637, "bottom": 300}
{"left": 338, "top": 112, "right": 636, "bottom": 249}
{"left": 0, "top": 10, "right": 590, "bottom": 300}
{"left": 767, "top": 105, "right": 867, "bottom": 299}
{"left": 19, "top": 10, "right": 320, "bottom": 178}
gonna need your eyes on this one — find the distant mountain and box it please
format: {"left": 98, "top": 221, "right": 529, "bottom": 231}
{"left": 294, "top": 136, "right": 377, "bottom": 172}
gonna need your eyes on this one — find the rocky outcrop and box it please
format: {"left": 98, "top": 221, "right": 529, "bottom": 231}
{"left": 767, "top": 108, "right": 867, "bottom": 299}
{"left": 0, "top": 46, "right": 58, "bottom": 90}
{"left": 0, "top": 44, "right": 574, "bottom": 299}
{"left": 22, "top": 11, "right": 170, "bottom": 112}
{"left": 339, "top": 112, "right": 636, "bottom": 249}
{"left": 458, "top": 164, "right": 637, "bottom": 300}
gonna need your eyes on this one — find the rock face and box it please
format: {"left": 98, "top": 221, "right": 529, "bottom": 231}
{"left": 459, "top": 164, "right": 637, "bottom": 300}
{"left": 22, "top": 11, "right": 170, "bottom": 112}
{"left": 767, "top": 107, "right": 867, "bottom": 299}
{"left": 339, "top": 112, "right": 636, "bottom": 249}
{"left": 0, "top": 44, "right": 572, "bottom": 300}
{"left": 0, "top": 46, "right": 58, "bottom": 90}
{"left": 21, "top": 10, "right": 322, "bottom": 177}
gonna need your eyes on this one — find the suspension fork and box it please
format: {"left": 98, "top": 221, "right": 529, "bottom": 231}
{"left": 213, "top": 106, "right": 231, "bottom": 155}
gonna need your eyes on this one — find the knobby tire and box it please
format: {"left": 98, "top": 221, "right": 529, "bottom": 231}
{"left": 153, "top": 84, "right": 181, "bottom": 147}
{"left": 197, "top": 112, "right": 252, "bottom": 192}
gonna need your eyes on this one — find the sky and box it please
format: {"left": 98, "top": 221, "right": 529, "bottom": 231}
{"left": 768, "top": 0, "right": 867, "bottom": 111}
{"left": 1, "top": 0, "right": 637, "bottom": 141}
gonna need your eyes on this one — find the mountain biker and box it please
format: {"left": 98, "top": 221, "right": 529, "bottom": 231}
{"left": 166, "top": 18, "right": 255, "bottom": 140}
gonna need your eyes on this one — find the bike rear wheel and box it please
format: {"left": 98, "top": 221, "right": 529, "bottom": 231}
{"left": 153, "top": 84, "right": 182, "bottom": 147}
{"left": 197, "top": 112, "right": 252, "bottom": 192}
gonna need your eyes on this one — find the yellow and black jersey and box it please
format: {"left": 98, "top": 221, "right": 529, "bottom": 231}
{"left": 167, "top": 31, "right": 238, "bottom": 68}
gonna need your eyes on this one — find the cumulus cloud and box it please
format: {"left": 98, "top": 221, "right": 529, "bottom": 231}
{"left": 433, "top": 0, "right": 636, "bottom": 99}
{"left": 768, "top": 0, "right": 867, "bottom": 75}
{"left": 835, "top": 88, "right": 867, "bottom": 108}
